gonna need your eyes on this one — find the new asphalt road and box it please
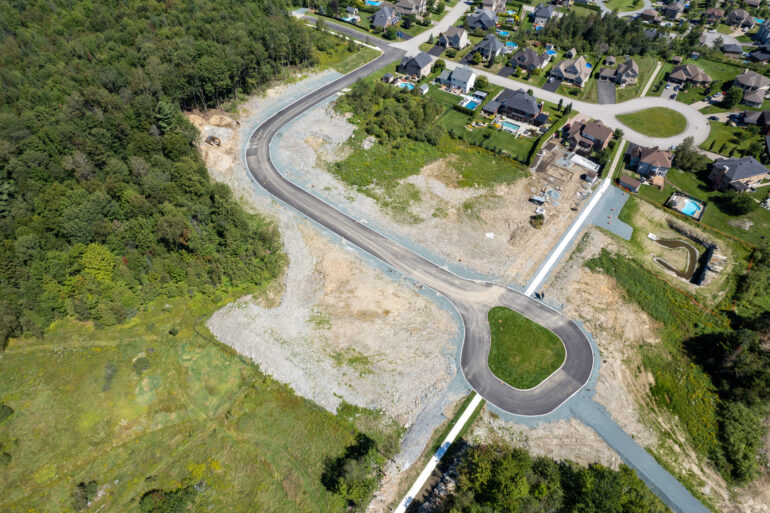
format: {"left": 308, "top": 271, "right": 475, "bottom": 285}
{"left": 244, "top": 37, "right": 594, "bottom": 416}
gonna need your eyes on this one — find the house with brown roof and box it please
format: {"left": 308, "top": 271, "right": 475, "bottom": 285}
{"left": 395, "top": 0, "right": 427, "bottom": 16}
{"left": 482, "top": 0, "right": 506, "bottom": 13}
{"left": 668, "top": 64, "right": 712, "bottom": 86}
{"left": 510, "top": 47, "right": 551, "bottom": 71}
{"left": 550, "top": 56, "right": 592, "bottom": 87}
{"left": 618, "top": 175, "right": 641, "bottom": 193}
{"left": 708, "top": 157, "right": 770, "bottom": 191}
{"left": 628, "top": 144, "right": 674, "bottom": 177}
{"left": 566, "top": 120, "right": 613, "bottom": 154}
{"left": 735, "top": 70, "right": 770, "bottom": 91}
{"left": 704, "top": 7, "right": 725, "bottom": 24}
{"left": 599, "top": 58, "right": 639, "bottom": 87}
{"left": 640, "top": 8, "right": 661, "bottom": 23}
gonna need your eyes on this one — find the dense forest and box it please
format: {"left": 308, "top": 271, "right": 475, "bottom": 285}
{"left": 0, "top": 0, "right": 351, "bottom": 346}
{"left": 438, "top": 444, "right": 669, "bottom": 513}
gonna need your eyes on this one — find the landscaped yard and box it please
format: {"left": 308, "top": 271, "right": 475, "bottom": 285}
{"left": 617, "top": 107, "right": 687, "bottom": 137}
{"left": 582, "top": 56, "right": 658, "bottom": 103}
{"left": 487, "top": 306, "right": 566, "bottom": 389}
{"left": 699, "top": 120, "right": 764, "bottom": 157}
{"left": 602, "top": 0, "right": 642, "bottom": 11}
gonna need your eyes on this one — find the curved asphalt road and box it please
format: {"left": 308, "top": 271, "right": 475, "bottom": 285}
{"left": 245, "top": 37, "right": 594, "bottom": 416}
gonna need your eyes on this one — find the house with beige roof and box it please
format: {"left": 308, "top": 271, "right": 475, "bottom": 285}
{"left": 438, "top": 27, "right": 469, "bottom": 49}
{"left": 550, "top": 56, "right": 592, "bottom": 87}
{"left": 735, "top": 70, "right": 770, "bottom": 91}
{"left": 667, "top": 64, "right": 712, "bottom": 86}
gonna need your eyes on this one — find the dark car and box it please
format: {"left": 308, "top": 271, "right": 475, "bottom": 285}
{"left": 709, "top": 115, "right": 719, "bottom": 120}
{"left": 670, "top": 93, "right": 677, "bottom": 99}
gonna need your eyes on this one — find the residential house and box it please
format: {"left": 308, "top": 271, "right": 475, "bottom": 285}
{"left": 395, "top": 0, "right": 427, "bottom": 16}
{"left": 482, "top": 0, "right": 506, "bottom": 13}
{"left": 704, "top": 7, "right": 725, "bottom": 24}
{"left": 533, "top": 3, "right": 555, "bottom": 27}
{"left": 371, "top": 5, "right": 400, "bottom": 28}
{"left": 510, "top": 47, "right": 551, "bottom": 70}
{"left": 382, "top": 72, "right": 395, "bottom": 84}
{"left": 483, "top": 88, "right": 542, "bottom": 122}
{"left": 346, "top": 6, "right": 359, "bottom": 16}
{"left": 550, "top": 56, "right": 592, "bottom": 87}
{"left": 472, "top": 34, "right": 505, "bottom": 60}
{"left": 742, "top": 109, "right": 770, "bottom": 133}
{"left": 723, "top": 44, "right": 744, "bottom": 58}
{"left": 671, "top": 56, "right": 684, "bottom": 65}
{"left": 553, "top": 0, "right": 574, "bottom": 5}
{"left": 743, "top": 89, "right": 765, "bottom": 107}
{"left": 566, "top": 119, "right": 613, "bottom": 153}
{"left": 750, "top": 45, "right": 770, "bottom": 63}
{"left": 726, "top": 9, "right": 755, "bottom": 29}
{"left": 565, "top": 48, "right": 577, "bottom": 59}
{"left": 598, "top": 58, "right": 639, "bottom": 86}
{"left": 664, "top": 1, "right": 684, "bottom": 19}
{"left": 618, "top": 175, "right": 641, "bottom": 193}
{"left": 758, "top": 21, "right": 770, "bottom": 44}
{"left": 437, "top": 66, "right": 477, "bottom": 93}
{"left": 398, "top": 52, "right": 433, "bottom": 78}
{"left": 640, "top": 9, "right": 660, "bottom": 23}
{"left": 466, "top": 9, "right": 497, "bottom": 30}
{"left": 438, "top": 26, "right": 469, "bottom": 49}
{"left": 668, "top": 63, "right": 712, "bottom": 86}
{"left": 605, "top": 55, "right": 616, "bottom": 66}
{"left": 746, "top": 0, "right": 761, "bottom": 8}
{"left": 708, "top": 157, "right": 770, "bottom": 191}
{"left": 735, "top": 70, "right": 770, "bottom": 91}
{"left": 628, "top": 144, "right": 674, "bottom": 176}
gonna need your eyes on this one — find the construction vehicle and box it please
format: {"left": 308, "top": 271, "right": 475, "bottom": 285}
{"left": 205, "top": 135, "right": 221, "bottom": 146}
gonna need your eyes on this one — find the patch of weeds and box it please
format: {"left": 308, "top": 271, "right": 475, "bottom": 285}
{"left": 0, "top": 403, "right": 13, "bottom": 423}
{"left": 72, "top": 480, "right": 98, "bottom": 511}
{"left": 461, "top": 193, "right": 500, "bottom": 224}
{"left": 138, "top": 485, "right": 196, "bottom": 513}
{"left": 309, "top": 309, "right": 332, "bottom": 330}
{"left": 432, "top": 206, "right": 448, "bottom": 219}
{"left": 133, "top": 357, "right": 151, "bottom": 376}
{"left": 331, "top": 348, "right": 373, "bottom": 376}
{"left": 102, "top": 362, "right": 117, "bottom": 392}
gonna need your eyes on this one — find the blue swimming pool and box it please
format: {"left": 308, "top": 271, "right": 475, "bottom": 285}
{"left": 680, "top": 198, "right": 703, "bottom": 217}
{"left": 502, "top": 121, "right": 520, "bottom": 131}
{"left": 342, "top": 16, "right": 356, "bottom": 22}
{"left": 365, "top": 0, "right": 381, "bottom": 5}
{"left": 755, "top": 17, "right": 764, "bottom": 23}
{"left": 497, "top": 30, "right": 509, "bottom": 36}
{"left": 507, "top": 9, "right": 516, "bottom": 14}
{"left": 545, "top": 49, "right": 557, "bottom": 56}
{"left": 506, "top": 42, "right": 518, "bottom": 48}
{"left": 398, "top": 82, "right": 415, "bottom": 91}
{"left": 586, "top": 63, "right": 592, "bottom": 68}
{"left": 465, "top": 100, "right": 479, "bottom": 109}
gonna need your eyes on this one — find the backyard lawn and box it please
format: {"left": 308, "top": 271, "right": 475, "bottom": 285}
{"left": 487, "top": 306, "right": 566, "bottom": 389}
{"left": 602, "top": 0, "right": 642, "bottom": 10}
{"left": 699, "top": 121, "right": 764, "bottom": 157}
{"left": 618, "top": 107, "right": 687, "bottom": 137}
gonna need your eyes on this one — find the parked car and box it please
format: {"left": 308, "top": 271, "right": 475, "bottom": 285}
{"left": 670, "top": 93, "right": 676, "bottom": 99}
{"left": 709, "top": 115, "right": 719, "bottom": 120}
{"left": 674, "top": 85, "right": 680, "bottom": 91}
{"left": 665, "top": 84, "right": 671, "bottom": 89}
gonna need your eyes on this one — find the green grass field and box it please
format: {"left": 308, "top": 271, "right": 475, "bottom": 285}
{"left": 699, "top": 120, "right": 765, "bottom": 157}
{"left": 617, "top": 107, "right": 687, "bottom": 137}
{"left": 486, "top": 306, "right": 566, "bottom": 389}
{"left": 329, "top": 46, "right": 381, "bottom": 74}
{"left": 602, "top": 0, "right": 643, "bottom": 11}
{"left": 0, "top": 294, "right": 399, "bottom": 512}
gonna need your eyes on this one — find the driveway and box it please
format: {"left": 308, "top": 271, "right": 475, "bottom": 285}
{"left": 427, "top": 44, "right": 445, "bottom": 56}
{"left": 542, "top": 78, "right": 561, "bottom": 92}
{"left": 596, "top": 79, "right": 616, "bottom": 104}
{"left": 498, "top": 66, "right": 516, "bottom": 78}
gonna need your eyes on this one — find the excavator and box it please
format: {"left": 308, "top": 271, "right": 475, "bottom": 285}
{"left": 204, "top": 135, "right": 221, "bottom": 146}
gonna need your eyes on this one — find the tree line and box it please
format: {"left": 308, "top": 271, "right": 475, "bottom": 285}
{"left": 0, "top": 0, "right": 351, "bottom": 346}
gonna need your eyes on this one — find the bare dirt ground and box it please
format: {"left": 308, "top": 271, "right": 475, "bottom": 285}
{"left": 274, "top": 106, "right": 594, "bottom": 286}
{"left": 543, "top": 227, "right": 768, "bottom": 513}
{"left": 470, "top": 408, "right": 623, "bottom": 468}
{"left": 186, "top": 75, "right": 457, "bottom": 427}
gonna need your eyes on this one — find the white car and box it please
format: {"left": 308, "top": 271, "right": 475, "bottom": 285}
{"left": 709, "top": 29, "right": 716, "bottom": 33}
{"left": 665, "top": 84, "right": 670, "bottom": 89}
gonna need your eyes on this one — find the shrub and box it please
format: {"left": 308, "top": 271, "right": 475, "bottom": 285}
{"left": 530, "top": 214, "right": 544, "bottom": 228}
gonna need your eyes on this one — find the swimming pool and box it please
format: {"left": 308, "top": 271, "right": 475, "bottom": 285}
{"left": 586, "top": 63, "right": 592, "bottom": 68}
{"left": 342, "top": 16, "right": 356, "bottom": 22}
{"left": 680, "top": 198, "right": 703, "bottom": 217}
{"left": 755, "top": 17, "right": 764, "bottom": 23}
{"left": 497, "top": 30, "right": 509, "bottom": 36}
{"left": 545, "top": 49, "right": 556, "bottom": 56}
{"left": 502, "top": 121, "right": 520, "bottom": 131}
{"left": 465, "top": 100, "right": 479, "bottom": 109}
{"left": 365, "top": 0, "right": 381, "bottom": 5}
{"left": 398, "top": 82, "right": 415, "bottom": 91}
{"left": 507, "top": 9, "right": 516, "bottom": 14}
{"left": 506, "top": 42, "right": 518, "bottom": 48}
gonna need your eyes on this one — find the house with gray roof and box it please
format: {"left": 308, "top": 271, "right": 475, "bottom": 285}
{"left": 398, "top": 52, "right": 433, "bottom": 78}
{"left": 598, "top": 58, "right": 639, "bottom": 87}
{"left": 668, "top": 63, "right": 711, "bottom": 86}
{"left": 371, "top": 5, "right": 400, "bottom": 28}
{"left": 743, "top": 89, "right": 765, "bottom": 108}
{"left": 395, "top": 0, "right": 427, "bottom": 16}
{"left": 510, "top": 47, "right": 550, "bottom": 71}
{"left": 472, "top": 34, "right": 504, "bottom": 60}
{"left": 704, "top": 7, "right": 725, "bottom": 24}
{"left": 722, "top": 44, "right": 743, "bottom": 59}
{"left": 726, "top": 8, "right": 755, "bottom": 29}
{"left": 708, "top": 157, "right": 770, "bottom": 191}
{"left": 466, "top": 9, "right": 497, "bottom": 30}
{"left": 735, "top": 70, "right": 770, "bottom": 91}
{"left": 483, "top": 88, "right": 541, "bottom": 122}
{"left": 533, "top": 3, "right": 555, "bottom": 27}
{"left": 437, "top": 66, "right": 477, "bottom": 93}
{"left": 664, "top": 1, "right": 684, "bottom": 19}
{"left": 550, "top": 56, "right": 592, "bottom": 87}
{"left": 758, "top": 21, "right": 770, "bottom": 44}
{"left": 482, "top": 0, "right": 506, "bottom": 13}
{"left": 438, "top": 26, "right": 469, "bottom": 49}
{"left": 750, "top": 45, "right": 770, "bottom": 64}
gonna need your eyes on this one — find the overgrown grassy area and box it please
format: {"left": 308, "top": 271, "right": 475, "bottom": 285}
{"left": 0, "top": 294, "right": 400, "bottom": 512}
{"left": 602, "top": 0, "right": 643, "bottom": 10}
{"left": 487, "top": 306, "right": 566, "bottom": 389}
{"left": 617, "top": 107, "right": 687, "bottom": 137}
{"left": 329, "top": 46, "right": 382, "bottom": 74}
